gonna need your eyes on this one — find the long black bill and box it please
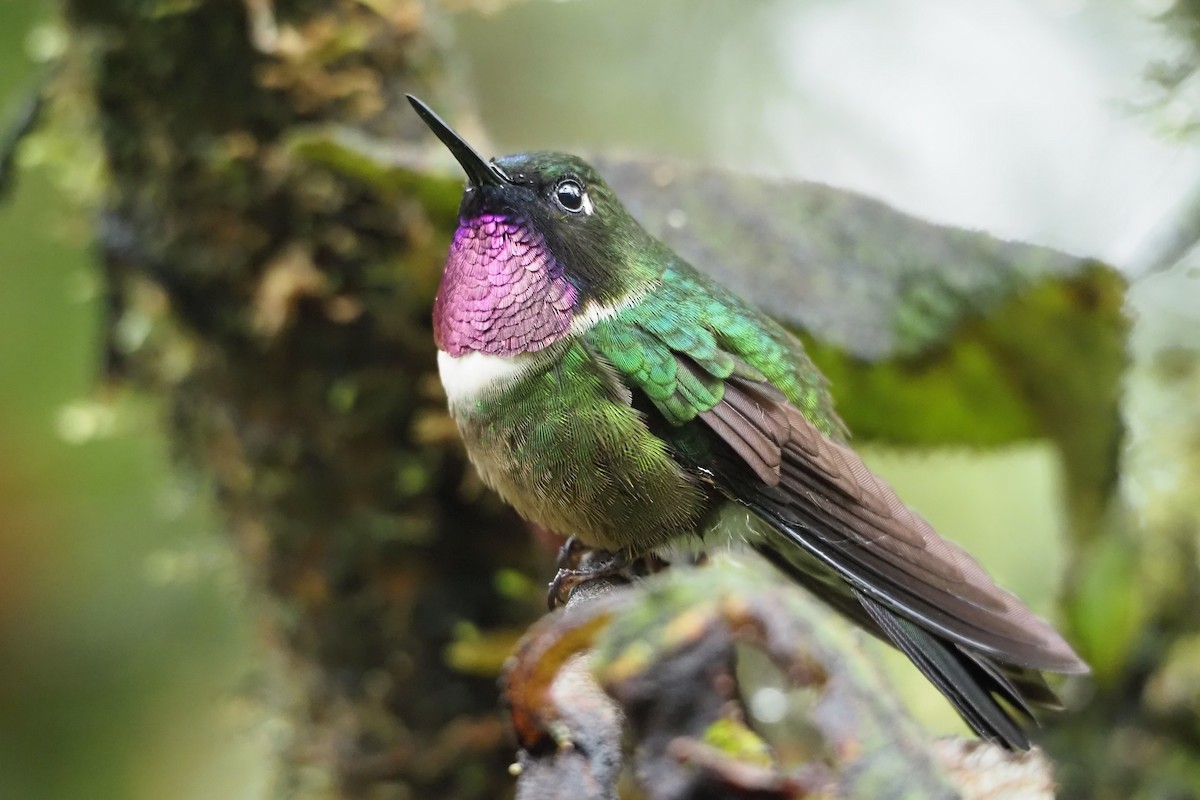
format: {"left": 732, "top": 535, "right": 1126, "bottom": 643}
{"left": 406, "top": 94, "right": 509, "bottom": 188}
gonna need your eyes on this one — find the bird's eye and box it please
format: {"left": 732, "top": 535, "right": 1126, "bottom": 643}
{"left": 554, "top": 179, "right": 586, "bottom": 213}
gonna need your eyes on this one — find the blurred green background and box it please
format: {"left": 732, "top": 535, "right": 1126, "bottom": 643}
{"left": 0, "top": 2, "right": 267, "bottom": 798}
{"left": 2, "top": 0, "right": 1197, "bottom": 798}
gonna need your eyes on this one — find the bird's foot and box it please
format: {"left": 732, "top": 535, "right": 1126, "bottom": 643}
{"left": 547, "top": 544, "right": 670, "bottom": 609}
{"left": 553, "top": 535, "right": 588, "bottom": 572}
{"left": 548, "top": 548, "right": 629, "bottom": 609}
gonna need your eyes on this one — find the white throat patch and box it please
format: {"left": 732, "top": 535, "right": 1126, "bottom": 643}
{"left": 570, "top": 290, "right": 644, "bottom": 336}
{"left": 436, "top": 291, "right": 646, "bottom": 406}
{"left": 437, "top": 350, "right": 538, "bottom": 406}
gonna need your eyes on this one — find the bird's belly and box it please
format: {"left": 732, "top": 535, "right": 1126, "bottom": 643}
{"left": 440, "top": 344, "right": 711, "bottom": 553}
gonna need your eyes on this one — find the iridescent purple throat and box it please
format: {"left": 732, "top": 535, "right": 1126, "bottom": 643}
{"left": 433, "top": 214, "right": 578, "bottom": 357}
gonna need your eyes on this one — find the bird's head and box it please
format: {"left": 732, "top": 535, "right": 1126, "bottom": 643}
{"left": 409, "top": 96, "right": 651, "bottom": 357}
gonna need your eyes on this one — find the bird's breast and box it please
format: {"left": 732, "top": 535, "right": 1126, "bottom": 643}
{"left": 437, "top": 341, "right": 712, "bottom": 552}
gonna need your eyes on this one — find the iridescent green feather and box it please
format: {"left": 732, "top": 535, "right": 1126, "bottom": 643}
{"left": 587, "top": 257, "right": 844, "bottom": 440}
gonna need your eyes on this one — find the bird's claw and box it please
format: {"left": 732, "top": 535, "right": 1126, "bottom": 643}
{"left": 547, "top": 547, "right": 630, "bottom": 610}
{"left": 553, "top": 536, "right": 587, "bottom": 572}
{"left": 546, "top": 544, "right": 674, "bottom": 609}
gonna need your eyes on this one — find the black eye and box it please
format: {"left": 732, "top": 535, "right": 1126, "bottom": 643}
{"left": 554, "top": 179, "right": 585, "bottom": 212}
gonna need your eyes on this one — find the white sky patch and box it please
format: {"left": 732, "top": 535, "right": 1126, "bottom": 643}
{"left": 751, "top": 0, "right": 1200, "bottom": 268}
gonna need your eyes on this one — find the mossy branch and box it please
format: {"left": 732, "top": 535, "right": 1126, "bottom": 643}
{"left": 507, "top": 561, "right": 1057, "bottom": 800}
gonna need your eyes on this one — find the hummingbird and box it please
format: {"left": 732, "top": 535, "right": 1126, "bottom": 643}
{"left": 407, "top": 95, "right": 1088, "bottom": 751}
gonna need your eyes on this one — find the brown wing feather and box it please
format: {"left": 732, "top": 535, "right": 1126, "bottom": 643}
{"left": 700, "top": 374, "right": 1087, "bottom": 675}
{"left": 672, "top": 357, "right": 784, "bottom": 486}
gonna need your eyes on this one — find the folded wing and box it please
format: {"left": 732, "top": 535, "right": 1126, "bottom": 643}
{"left": 585, "top": 279, "right": 1087, "bottom": 748}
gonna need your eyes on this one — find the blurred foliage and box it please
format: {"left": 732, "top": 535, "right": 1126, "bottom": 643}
{"left": 0, "top": 16, "right": 265, "bottom": 800}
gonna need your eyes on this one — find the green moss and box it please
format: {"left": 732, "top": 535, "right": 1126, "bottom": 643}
{"left": 700, "top": 718, "right": 774, "bottom": 766}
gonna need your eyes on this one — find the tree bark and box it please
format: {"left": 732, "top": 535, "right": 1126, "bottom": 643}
{"left": 66, "top": 1, "right": 538, "bottom": 796}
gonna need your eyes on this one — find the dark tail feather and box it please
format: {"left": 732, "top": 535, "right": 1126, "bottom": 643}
{"left": 855, "top": 590, "right": 1033, "bottom": 750}
{"left": 995, "top": 663, "right": 1065, "bottom": 712}
{"left": 753, "top": 542, "right": 1054, "bottom": 750}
